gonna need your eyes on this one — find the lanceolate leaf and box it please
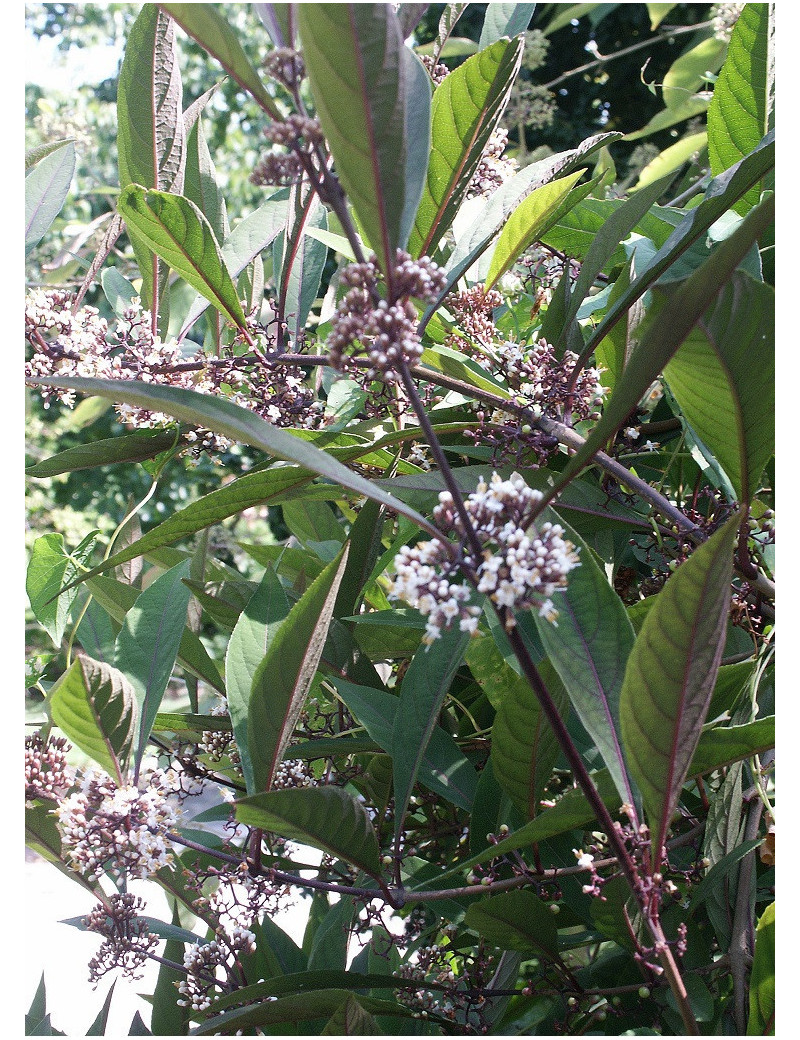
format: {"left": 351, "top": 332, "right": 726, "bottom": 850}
{"left": 226, "top": 566, "right": 290, "bottom": 794}
{"left": 410, "top": 36, "right": 523, "bottom": 258}
{"left": 275, "top": 184, "right": 329, "bottom": 348}
{"left": 663, "top": 271, "right": 774, "bottom": 504}
{"left": 708, "top": 4, "right": 771, "bottom": 215}
{"left": 248, "top": 547, "right": 349, "bottom": 792}
{"left": 25, "top": 141, "right": 76, "bottom": 252}
{"left": 29, "top": 378, "right": 440, "bottom": 539}
{"left": 464, "top": 891, "right": 559, "bottom": 957}
{"left": 183, "top": 92, "right": 228, "bottom": 241}
{"left": 392, "top": 624, "right": 471, "bottom": 843}
{"left": 114, "top": 560, "right": 192, "bottom": 773}
{"left": 117, "top": 185, "right": 248, "bottom": 329}
{"left": 485, "top": 170, "right": 585, "bottom": 290}
{"left": 298, "top": 3, "right": 421, "bottom": 277}
{"left": 533, "top": 509, "right": 639, "bottom": 814}
{"left": 158, "top": 3, "right": 281, "bottom": 117}
{"left": 479, "top": 3, "right": 536, "bottom": 47}
{"left": 619, "top": 515, "right": 739, "bottom": 866}
{"left": 49, "top": 655, "right": 138, "bottom": 784}
{"left": 26, "top": 430, "right": 179, "bottom": 478}
{"left": 435, "top": 3, "right": 470, "bottom": 62}
{"left": 235, "top": 785, "right": 381, "bottom": 877}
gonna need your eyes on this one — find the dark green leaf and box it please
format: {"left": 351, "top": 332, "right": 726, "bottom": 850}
{"left": 322, "top": 993, "right": 380, "bottom": 1035}
{"left": 689, "top": 717, "right": 774, "bottom": 775}
{"left": 25, "top": 141, "right": 76, "bottom": 252}
{"left": 708, "top": 4, "right": 771, "bottom": 214}
{"left": 114, "top": 560, "right": 192, "bottom": 771}
{"left": 533, "top": 510, "right": 639, "bottom": 812}
{"left": 619, "top": 515, "right": 739, "bottom": 862}
{"left": 49, "top": 654, "right": 138, "bottom": 783}
{"left": 26, "top": 430, "right": 179, "bottom": 478}
{"left": 236, "top": 786, "right": 382, "bottom": 876}
{"left": 747, "top": 901, "right": 775, "bottom": 1035}
{"left": 117, "top": 185, "right": 247, "bottom": 328}
{"left": 410, "top": 36, "right": 523, "bottom": 257}
{"left": 225, "top": 566, "right": 290, "bottom": 793}
{"left": 150, "top": 903, "right": 189, "bottom": 1036}
{"left": 159, "top": 3, "right": 281, "bottom": 117}
{"left": 392, "top": 624, "right": 471, "bottom": 843}
{"left": 248, "top": 547, "right": 349, "bottom": 791}
{"left": 464, "top": 890, "right": 559, "bottom": 957}
{"left": 29, "top": 379, "right": 440, "bottom": 538}
{"left": 308, "top": 897, "right": 354, "bottom": 972}
{"left": 663, "top": 271, "right": 774, "bottom": 503}
{"left": 298, "top": 3, "right": 420, "bottom": 273}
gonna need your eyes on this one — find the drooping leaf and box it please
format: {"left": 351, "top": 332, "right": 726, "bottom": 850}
{"left": 114, "top": 560, "right": 192, "bottom": 772}
{"left": 533, "top": 509, "right": 639, "bottom": 813}
{"left": 464, "top": 890, "right": 559, "bottom": 957}
{"left": 747, "top": 901, "right": 775, "bottom": 1035}
{"left": 226, "top": 566, "right": 290, "bottom": 794}
{"left": 29, "top": 378, "right": 440, "bottom": 540}
{"left": 236, "top": 785, "right": 381, "bottom": 876}
{"left": 708, "top": 4, "right": 772, "bottom": 215}
{"left": 25, "top": 141, "right": 76, "bottom": 253}
{"left": 158, "top": 3, "right": 281, "bottom": 117}
{"left": 26, "top": 430, "right": 179, "bottom": 478}
{"left": 247, "top": 547, "right": 349, "bottom": 792}
{"left": 335, "top": 679, "right": 479, "bottom": 811}
{"left": 392, "top": 624, "right": 471, "bottom": 842}
{"left": 27, "top": 533, "right": 97, "bottom": 648}
{"left": 117, "top": 185, "right": 248, "bottom": 329}
{"left": 663, "top": 266, "right": 773, "bottom": 505}
{"left": 489, "top": 656, "right": 566, "bottom": 819}
{"left": 308, "top": 897, "right": 355, "bottom": 973}
{"left": 619, "top": 515, "right": 739, "bottom": 864}
{"left": 647, "top": 3, "right": 677, "bottom": 30}
{"left": 625, "top": 92, "right": 712, "bottom": 142}
{"left": 298, "top": 3, "right": 423, "bottom": 274}
{"left": 485, "top": 170, "right": 585, "bottom": 289}
{"left": 479, "top": 3, "right": 536, "bottom": 46}
{"left": 409, "top": 37, "right": 523, "bottom": 257}
{"left": 49, "top": 655, "right": 138, "bottom": 783}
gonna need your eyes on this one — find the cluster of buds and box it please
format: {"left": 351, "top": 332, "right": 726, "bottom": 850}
{"left": 55, "top": 766, "right": 179, "bottom": 881}
{"left": 196, "top": 863, "right": 288, "bottom": 931}
{"left": 500, "top": 338, "right": 606, "bottom": 423}
{"left": 85, "top": 894, "right": 158, "bottom": 983}
{"left": 263, "top": 46, "right": 306, "bottom": 88}
{"left": 466, "top": 126, "right": 519, "bottom": 200}
{"left": 25, "top": 733, "right": 72, "bottom": 802}
{"left": 252, "top": 104, "right": 323, "bottom": 188}
{"left": 420, "top": 54, "right": 449, "bottom": 86}
{"left": 711, "top": 1, "right": 745, "bottom": 41}
{"left": 176, "top": 927, "right": 256, "bottom": 1013}
{"left": 199, "top": 703, "right": 240, "bottom": 767}
{"left": 446, "top": 285, "right": 503, "bottom": 347}
{"left": 328, "top": 250, "right": 447, "bottom": 381}
{"left": 272, "top": 757, "right": 315, "bottom": 789}
{"left": 391, "top": 472, "right": 580, "bottom": 643}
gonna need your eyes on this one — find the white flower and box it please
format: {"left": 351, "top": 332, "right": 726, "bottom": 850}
{"left": 624, "top": 427, "right": 640, "bottom": 440}
{"left": 573, "top": 848, "right": 594, "bottom": 870}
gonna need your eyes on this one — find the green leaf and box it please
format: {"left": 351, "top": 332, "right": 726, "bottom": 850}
{"left": 624, "top": 92, "right": 711, "bottom": 142}
{"left": 533, "top": 510, "right": 639, "bottom": 812}
{"left": 663, "top": 269, "right": 773, "bottom": 504}
{"left": 619, "top": 515, "right": 739, "bottom": 863}
{"left": 183, "top": 88, "right": 228, "bottom": 241}
{"left": 248, "top": 547, "right": 349, "bottom": 792}
{"left": 392, "top": 624, "right": 471, "bottom": 843}
{"left": 150, "top": 903, "right": 189, "bottom": 1036}
{"left": 689, "top": 717, "right": 774, "bottom": 776}
{"left": 594, "top": 258, "right": 638, "bottom": 394}
{"left": 632, "top": 131, "right": 707, "bottom": 191}
{"left": 662, "top": 33, "right": 726, "bottom": 110}
{"left": 27, "top": 533, "right": 97, "bottom": 648}
{"left": 485, "top": 171, "right": 585, "bottom": 289}
{"left": 708, "top": 4, "right": 772, "bottom": 215}
{"left": 434, "top": 3, "right": 470, "bottom": 61}
{"left": 410, "top": 37, "right": 523, "bottom": 257}
{"left": 275, "top": 184, "right": 328, "bottom": 347}
{"left": 322, "top": 994, "right": 380, "bottom": 1035}
{"left": 49, "top": 655, "right": 138, "bottom": 783}
{"left": 546, "top": 190, "right": 775, "bottom": 498}
{"left": 25, "top": 138, "right": 75, "bottom": 171}
{"left": 26, "top": 430, "right": 179, "bottom": 478}
{"left": 225, "top": 566, "right": 290, "bottom": 794}
{"left": 236, "top": 785, "right": 382, "bottom": 876}
{"left": 308, "top": 897, "right": 354, "bottom": 972}
{"left": 335, "top": 679, "right": 479, "bottom": 811}
{"left": 25, "top": 141, "right": 76, "bottom": 252}
{"left": 159, "top": 3, "right": 281, "bottom": 117}
{"left": 117, "top": 185, "right": 247, "bottom": 329}
{"left": 490, "top": 657, "right": 566, "bottom": 819}
{"left": 298, "top": 3, "right": 422, "bottom": 273}
{"left": 647, "top": 3, "right": 677, "bottom": 30}
{"left": 464, "top": 890, "right": 559, "bottom": 957}
{"left": 543, "top": 3, "right": 605, "bottom": 35}
{"left": 86, "top": 574, "right": 225, "bottom": 694}
{"left": 29, "top": 378, "right": 440, "bottom": 540}
{"left": 747, "top": 901, "right": 775, "bottom": 1035}
{"left": 479, "top": 3, "right": 536, "bottom": 46}
{"left": 114, "top": 560, "right": 192, "bottom": 771}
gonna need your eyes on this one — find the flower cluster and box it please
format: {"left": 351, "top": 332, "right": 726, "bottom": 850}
{"left": 391, "top": 472, "right": 580, "bottom": 642}
{"left": 711, "top": 1, "right": 745, "bottom": 41}
{"left": 466, "top": 126, "right": 519, "bottom": 200}
{"left": 85, "top": 894, "right": 158, "bottom": 984}
{"left": 195, "top": 863, "right": 287, "bottom": 931}
{"left": 56, "top": 766, "right": 179, "bottom": 881}
{"left": 177, "top": 928, "right": 256, "bottom": 1013}
{"left": 263, "top": 46, "right": 306, "bottom": 88}
{"left": 496, "top": 338, "right": 606, "bottom": 422}
{"left": 328, "top": 250, "right": 447, "bottom": 381}
{"left": 25, "top": 733, "right": 72, "bottom": 802}
{"left": 446, "top": 285, "right": 503, "bottom": 347}
{"left": 420, "top": 54, "right": 449, "bottom": 86}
